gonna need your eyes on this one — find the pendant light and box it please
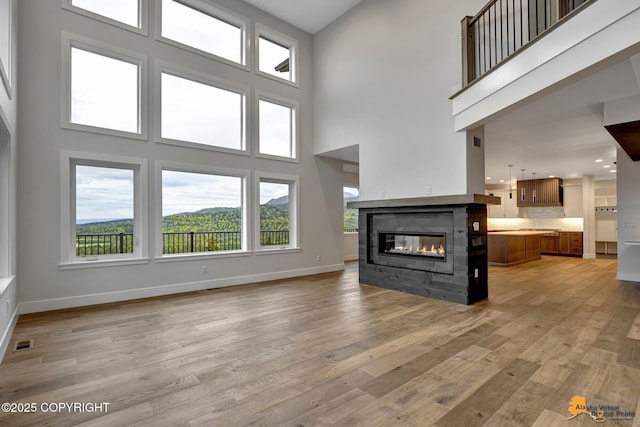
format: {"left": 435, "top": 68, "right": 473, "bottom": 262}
{"left": 520, "top": 169, "right": 525, "bottom": 201}
{"left": 532, "top": 172, "right": 536, "bottom": 202}
{"left": 508, "top": 165, "right": 513, "bottom": 199}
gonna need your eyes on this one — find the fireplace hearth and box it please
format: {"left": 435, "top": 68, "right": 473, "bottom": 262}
{"left": 348, "top": 194, "right": 499, "bottom": 305}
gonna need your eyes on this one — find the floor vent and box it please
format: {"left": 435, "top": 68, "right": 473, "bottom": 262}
{"left": 14, "top": 340, "right": 33, "bottom": 351}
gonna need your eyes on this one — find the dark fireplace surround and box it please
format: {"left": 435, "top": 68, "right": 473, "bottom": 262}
{"left": 349, "top": 194, "right": 499, "bottom": 305}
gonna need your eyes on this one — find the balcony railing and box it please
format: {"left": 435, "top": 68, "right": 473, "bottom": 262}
{"left": 75, "top": 231, "right": 290, "bottom": 256}
{"left": 462, "top": 0, "right": 593, "bottom": 86}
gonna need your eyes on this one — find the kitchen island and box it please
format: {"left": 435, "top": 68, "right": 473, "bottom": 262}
{"left": 488, "top": 231, "right": 546, "bottom": 266}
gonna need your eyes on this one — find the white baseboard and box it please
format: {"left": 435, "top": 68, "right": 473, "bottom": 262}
{"left": 617, "top": 272, "right": 640, "bottom": 283}
{"left": 18, "top": 264, "right": 345, "bottom": 314}
{"left": 344, "top": 254, "right": 359, "bottom": 261}
{"left": 583, "top": 253, "right": 597, "bottom": 259}
{"left": 0, "top": 306, "right": 19, "bottom": 363}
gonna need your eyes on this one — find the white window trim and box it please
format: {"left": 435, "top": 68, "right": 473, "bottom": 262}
{"left": 0, "top": 114, "right": 11, "bottom": 279}
{"left": 155, "top": 161, "right": 251, "bottom": 260}
{"left": 255, "top": 91, "right": 299, "bottom": 162}
{"left": 61, "top": 0, "right": 149, "bottom": 36}
{"left": 156, "top": 61, "right": 249, "bottom": 155}
{"left": 255, "top": 23, "right": 298, "bottom": 87}
{"left": 60, "top": 150, "right": 149, "bottom": 269}
{"left": 155, "top": 0, "right": 250, "bottom": 72}
{"left": 61, "top": 32, "right": 148, "bottom": 141}
{"left": 0, "top": 0, "right": 12, "bottom": 98}
{"left": 255, "top": 172, "right": 300, "bottom": 253}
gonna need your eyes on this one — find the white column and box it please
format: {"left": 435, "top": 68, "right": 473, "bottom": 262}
{"left": 582, "top": 175, "right": 596, "bottom": 259}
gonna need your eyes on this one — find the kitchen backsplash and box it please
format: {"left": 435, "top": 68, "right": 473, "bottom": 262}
{"left": 518, "top": 206, "right": 566, "bottom": 218}
{"left": 488, "top": 216, "right": 583, "bottom": 231}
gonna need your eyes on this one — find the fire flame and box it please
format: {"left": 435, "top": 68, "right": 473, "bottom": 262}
{"left": 416, "top": 243, "right": 445, "bottom": 255}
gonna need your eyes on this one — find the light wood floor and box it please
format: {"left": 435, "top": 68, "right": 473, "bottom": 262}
{"left": 1, "top": 256, "right": 639, "bottom": 426}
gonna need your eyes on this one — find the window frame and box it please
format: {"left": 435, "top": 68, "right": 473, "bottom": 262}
{"left": 256, "top": 91, "right": 299, "bottom": 162}
{"left": 255, "top": 172, "right": 300, "bottom": 253}
{"left": 156, "top": 0, "right": 249, "bottom": 71}
{"left": 0, "top": 114, "right": 11, "bottom": 281}
{"left": 61, "top": 32, "right": 148, "bottom": 141}
{"left": 60, "top": 151, "right": 149, "bottom": 269}
{"left": 255, "top": 23, "right": 298, "bottom": 87}
{"left": 61, "top": 0, "right": 149, "bottom": 36}
{"left": 0, "top": 0, "right": 12, "bottom": 98}
{"left": 155, "top": 161, "right": 251, "bottom": 261}
{"left": 156, "top": 62, "right": 249, "bottom": 155}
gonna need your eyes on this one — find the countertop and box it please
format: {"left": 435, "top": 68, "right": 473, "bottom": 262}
{"left": 488, "top": 231, "right": 550, "bottom": 236}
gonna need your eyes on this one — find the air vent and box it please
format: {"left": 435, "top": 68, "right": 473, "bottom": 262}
{"left": 473, "top": 137, "right": 482, "bottom": 148}
{"left": 14, "top": 340, "right": 33, "bottom": 351}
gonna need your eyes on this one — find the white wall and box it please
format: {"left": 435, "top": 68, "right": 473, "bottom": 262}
{"left": 313, "top": 0, "right": 487, "bottom": 201}
{"left": 616, "top": 149, "right": 640, "bottom": 282}
{"left": 16, "top": 0, "right": 345, "bottom": 313}
{"left": 0, "top": 0, "right": 17, "bottom": 361}
{"left": 604, "top": 96, "right": 640, "bottom": 281}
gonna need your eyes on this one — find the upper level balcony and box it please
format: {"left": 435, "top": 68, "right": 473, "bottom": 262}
{"left": 452, "top": 0, "right": 640, "bottom": 131}
{"left": 461, "top": 0, "right": 592, "bottom": 87}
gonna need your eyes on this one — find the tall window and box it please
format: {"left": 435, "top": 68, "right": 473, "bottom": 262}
{"left": 0, "top": 0, "right": 11, "bottom": 95}
{"left": 68, "top": 42, "right": 142, "bottom": 135}
{"left": 258, "top": 97, "right": 297, "bottom": 159}
{"left": 257, "top": 25, "right": 297, "bottom": 84}
{"left": 257, "top": 174, "right": 298, "bottom": 250}
{"left": 0, "top": 123, "right": 9, "bottom": 277}
{"left": 70, "top": 0, "right": 140, "bottom": 28}
{"left": 61, "top": 152, "right": 147, "bottom": 267}
{"left": 74, "top": 165, "right": 134, "bottom": 257}
{"left": 160, "top": 0, "right": 245, "bottom": 65}
{"left": 161, "top": 70, "right": 246, "bottom": 151}
{"left": 343, "top": 186, "right": 359, "bottom": 232}
{"left": 161, "top": 169, "right": 245, "bottom": 255}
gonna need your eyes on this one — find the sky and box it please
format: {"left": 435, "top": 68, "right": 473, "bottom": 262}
{"left": 72, "top": 0, "right": 138, "bottom": 27}
{"left": 71, "top": 1, "right": 294, "bottom": 223}
{"left": 76, "top": 167, "right": 292, "bottom": 222}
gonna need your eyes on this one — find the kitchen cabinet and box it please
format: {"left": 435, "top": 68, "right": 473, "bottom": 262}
{"left": 559, "top": 232, "right": 582, "bottom": 256}
{"left": 541, "top": 232, "right": 583, "bottom": 256}
{"left": 570, "top": 232, "right": 583, "bottom": 255}
{"left": 488, "top": 231, "right": 542, "bottom": 266}
{"left": 540, "top": 235, "right": 559, "bottom": 253}
{"left": 516, "top": 178, "right": 563, "bottom": 207}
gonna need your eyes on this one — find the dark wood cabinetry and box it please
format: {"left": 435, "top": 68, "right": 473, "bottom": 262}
{"left": 488, "top": 232, "right": 541, "bottom": 266}
{"left": 569, "top": 232, "right": 583, "bottom": 256}
{"left": 516, "top": 178, "right": 563, "bottom": 207}
{"left": 540, "top": 235, "right": 559, "bottom": 254}
{"left": 542, "top": 232, "right": 582, "bottom": 257}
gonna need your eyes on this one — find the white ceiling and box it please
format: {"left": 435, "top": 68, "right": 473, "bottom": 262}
{"left": 241, "top": 0, "right": 363, "bottom": 34}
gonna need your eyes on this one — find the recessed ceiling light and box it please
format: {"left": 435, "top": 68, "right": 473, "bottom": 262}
{"left": 486, "top": 177, "right": 491, "bottom": 180}
{"left": 595, "top": 159, "right": 603, "bottom": 163}
{"left": 549, "top": 175, "right": 555, "bottom": 178}
{"left": 603, "top": 165, "right": 611, "bottom": 168}
{"left": 499, "top": 179, "right": 505, "bottom": 183}
{"left": 610, "top": 170, "right": 617, "bottom": 173}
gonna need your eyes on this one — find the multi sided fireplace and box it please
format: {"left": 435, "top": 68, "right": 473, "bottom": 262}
{"left": 348, "top": 194, "right": 498, "bottom": 305}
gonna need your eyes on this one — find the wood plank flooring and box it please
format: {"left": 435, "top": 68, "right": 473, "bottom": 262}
{"left": 1, "top": 256, "right": 639, "bottom": 426}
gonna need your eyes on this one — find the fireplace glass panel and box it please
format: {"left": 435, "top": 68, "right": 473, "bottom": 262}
{"left": 381, "top": 233, "right": 445, "bottom": 259}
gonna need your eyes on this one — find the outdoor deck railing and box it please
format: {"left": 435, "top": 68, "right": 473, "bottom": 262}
{"left": 75, "top": 231, "right": 292, "bottom": 256}
{"left": 461, "top": 0, "right": 593, "bottom": 86}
